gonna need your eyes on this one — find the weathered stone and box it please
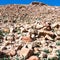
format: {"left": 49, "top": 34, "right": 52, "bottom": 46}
{"left": 17, "top": 47, "right": 33, "bottom": 58}
{"left": 6, "top": 33, "right": 15, "bottom": 41}
{"left": 55, "top": 36, "right": 60, "bottom": 40}
{"left": 21, "top": 36, "right": 32, "bottom": 43}
{"left": 4, "top": 41, "right": 11, "bottom": 46}
{"left": 2, "top": 49, "right": 16, "bottom": 56}
{"left": 48, "top": 47, "right": 53, "bottom": 53}
{"left": 32, "top": 2, "right": 40, "bottom": 5}
{"left": 8, "top": 49, "right": 16, "bottom": 56}
{"left": 36, "top": 24, "right": 43, "bottom": 29}
{"left": 51, "top": 22, "right": 60, "bottom": 28}
{"left": 38, "top": 30, "right": 55, "bottom": 36}
{"left": 45, "top": 35, "right": 53, "bottom": 40}
{"left": 3, "top": 27, "right": 10, "bottom": 33}
{"left": 27, "top": 56, "right": 39, "bottom": 60}
{"left": 6, "top": 35, "right": 14, "bottom": 41}
{"left": 56, "top": 30, "right": 60, "bottom": 36}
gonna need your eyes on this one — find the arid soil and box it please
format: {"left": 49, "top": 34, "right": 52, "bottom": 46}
{"left": 0, "top": 2, "right": 60, "bottom": 60}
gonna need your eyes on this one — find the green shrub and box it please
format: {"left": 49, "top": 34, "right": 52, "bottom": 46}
{"left": 56, "top": 50, "right": 60, "bottom": 60}
{"left": 56, "top": 41, "right": 60, "bottom": 46}
{"left": 0, "top": 30, "right": 4, "bottom": 36}
{"left": 43, "top": 49, "right": 50, "bottom": 54}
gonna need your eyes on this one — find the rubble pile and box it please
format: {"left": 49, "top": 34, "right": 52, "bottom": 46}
{"left": 0, "top": 2, "right": 60, "bottom": 60}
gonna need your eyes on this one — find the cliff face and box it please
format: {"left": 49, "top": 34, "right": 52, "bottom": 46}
{"left": 0, "top": 2, "right": 60, "bottom": 24}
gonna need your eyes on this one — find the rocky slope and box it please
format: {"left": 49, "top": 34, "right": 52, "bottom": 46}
{"left": 0, "top": 2, "right": 60, "bottom": 60}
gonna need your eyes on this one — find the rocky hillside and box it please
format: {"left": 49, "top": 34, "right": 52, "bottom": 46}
{"left": 0, "top": 2, "right": 60, "bottom": 24}
{"left": 0, "top": 2, "right": 60, "bottom": 60}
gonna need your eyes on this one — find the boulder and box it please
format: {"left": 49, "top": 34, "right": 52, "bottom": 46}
{"left": 21, "top": 36, "right": 32, "bottom": 43}
{"left": 17, "top": 47, "right": 33, "bottom": 58}
{"left": 27, "top": 56, "right": 39, "bottom": 60}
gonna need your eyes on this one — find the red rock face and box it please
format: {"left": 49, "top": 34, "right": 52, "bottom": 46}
{"left": 27, "top": 56, "right": 39, "bottom": 60}
{"left": 21, "top": 36, "right": 32, "bottom": 43}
